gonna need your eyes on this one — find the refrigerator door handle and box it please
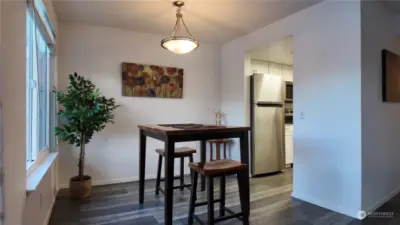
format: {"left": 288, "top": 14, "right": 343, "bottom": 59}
{"left": 255, "top": 102, "right": 283, "bottom": 107}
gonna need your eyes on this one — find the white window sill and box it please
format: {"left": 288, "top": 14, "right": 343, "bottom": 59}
{"left": 26, "top": 160, "right": 36, "bottom": 171}
{"left": 26, "top": 152, "right": 58, "bottom": 193}
{"left": 27, "top": 148, "right": 50, "bottom": 175}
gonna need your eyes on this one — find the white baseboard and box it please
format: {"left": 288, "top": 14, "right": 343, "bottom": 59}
{"left": 292, "top": 191, "right": 360, "bottom": 219}
{"left": 364, "top": 185, "right": 400, "bottom": 214}
{"left": 58, "top": 172, "right": 191, "bottom": 189}
{"left": 43, "top": 189, "right": 59, "bottom": 225}
{"left": 59, "top": 176, "right": 141, "bottom": 189}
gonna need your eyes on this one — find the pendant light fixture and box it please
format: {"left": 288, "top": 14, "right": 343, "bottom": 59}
{"left": 161, "top": 1, "right": 199, "bottom": 54}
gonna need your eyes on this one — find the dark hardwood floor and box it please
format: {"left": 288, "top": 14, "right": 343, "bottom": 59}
{"left": 48, "top": 169, "right": 400, "bottom": 225}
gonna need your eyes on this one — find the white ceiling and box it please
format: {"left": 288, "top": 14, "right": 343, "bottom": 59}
{"left": 249, "top": 36, "right": 293, "bottom": 65}
{"left": 53, "top": 0, "right": 321, "bottom": 44}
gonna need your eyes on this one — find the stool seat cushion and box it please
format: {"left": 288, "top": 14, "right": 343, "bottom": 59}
{"left": 155, "top": 147, "right": 196, "bottom": 157}
{"left": 189, "top": 159, "right": 247, "bottom": 176}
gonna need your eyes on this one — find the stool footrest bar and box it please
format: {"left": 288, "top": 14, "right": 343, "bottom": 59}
{"left": 194, "top": 198, "right": 222, "bottom": 207}
{"left": 159, "top": 175, "right": 182, "bottom": 182}
{"left": 193, "top": 214, "right": 205, "bottom": 225}
{"left": 157, "top": 184, "right": 191, "bottom": 195}
{"left": 173, "top": 184, "right": 191, "bottom": 189}
{"left": 191, "top": 207, "right": 243, "bottom": 224}
{"left": 214, "top": 212, "right": 244, "bottom": 223}
{"left": 224, "top": 207, "right": 243, "bottom": 221}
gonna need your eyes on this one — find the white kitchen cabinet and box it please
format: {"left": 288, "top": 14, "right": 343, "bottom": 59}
{"left": 282, "top": 65, "right": 293, "bottom": 82}
{"left": 250, "top": 60, "right": 269, "bottom": 74}
{"left": 250, "top": 59, "right": 293, "bottom": 82}
{"left": 268, "top": 62, "right": 282, "bottom": 76}
{"left": 285, "top": 125, "right": 293, "bottom": 165}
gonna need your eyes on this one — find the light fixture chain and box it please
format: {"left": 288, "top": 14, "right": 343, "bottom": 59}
{"left": 171, "top": 13, "right": 181, "bottom": 37}
{"left": 170, "top": 3, "right": 194, "bottom": 38}
{"left": 180, "top": 17, "right": 194, "bottom": 38}
{"left": 161, "top": 0, "right": 199, "bottom": 54}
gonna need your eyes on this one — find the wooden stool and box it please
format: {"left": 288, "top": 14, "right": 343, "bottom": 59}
{"left": 188, "top": 159, "right": 249, "bottom": 225}
{"left": 207, "top": 139, "right": 231, "bottom": 160}
{"left": 155, "top": 147, "right": 196, "bottom": 195}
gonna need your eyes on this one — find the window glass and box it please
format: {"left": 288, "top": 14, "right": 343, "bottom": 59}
{"left": 36, "top": 30, "right": 49, "bottom": 151}
{"left": 26, "top": 8, "right": 52, "bottom": 168}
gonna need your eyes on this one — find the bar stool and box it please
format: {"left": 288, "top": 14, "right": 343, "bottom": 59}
{"left": 155, "top": 147, "right": 196, "bottom": 195}
{"left": 207, "top": 139, "right": 231, "bottom": 160}
{"left": 188, "top": 159, "right": 249, "bottom": 225}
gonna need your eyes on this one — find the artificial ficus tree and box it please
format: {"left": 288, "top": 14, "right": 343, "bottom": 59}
{"left": 55, "top": 73, "right": 120, "bottom": 181}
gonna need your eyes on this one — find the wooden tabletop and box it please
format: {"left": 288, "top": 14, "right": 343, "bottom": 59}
{"left": 138, "top": 123, "right": 250, "bottom": 136}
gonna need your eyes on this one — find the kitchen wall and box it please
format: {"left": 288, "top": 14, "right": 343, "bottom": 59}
{"left": 360, "top": 1, "right": 400, "bottom": 212}
{"left": 58, "top": 23, "right": 221, "bottom": 187}
{"left": 250, "top": 59, "right": 293, "bottom": 82}
{"left": 221, "top": 1, "right": 362, "bottom": 218}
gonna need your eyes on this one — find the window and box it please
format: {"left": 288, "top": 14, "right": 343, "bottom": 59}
{"left": 26, "top": 8, "right": 52, "bottom": 169}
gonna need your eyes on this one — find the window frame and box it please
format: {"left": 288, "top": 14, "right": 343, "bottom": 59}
{"left": 26, "top": 9, "right": 37, "bottom": 169}
{"left": 26, "top": 6, "right": 53, "bottom": 172}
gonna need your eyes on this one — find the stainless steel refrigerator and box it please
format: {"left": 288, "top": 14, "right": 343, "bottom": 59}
{"left": 250, "top": 73, "right": 285, "bottom": 176}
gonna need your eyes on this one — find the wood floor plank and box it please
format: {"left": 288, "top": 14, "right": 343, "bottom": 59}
{"left": 48, "top": 169, "right": 400, "bottom": 225}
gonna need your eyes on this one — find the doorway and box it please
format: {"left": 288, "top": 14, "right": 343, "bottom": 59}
{"left": 246, "top": 36, "right": 294, "bottom": 180}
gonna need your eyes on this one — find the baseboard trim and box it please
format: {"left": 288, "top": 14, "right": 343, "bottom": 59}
{"left": 59, "top": 176, "right": 142, "bottom": 189}
{"left": 59, "top": 172, "right": 191, "bottom": 189}
{"left": 364, "top": 185, "right": 400, "bottom": 214}
{"left": 43, "top": 189, "right": 59, "bottom": 225}
{"left": 292, "top": 191, "right": 360, "bottom": 219}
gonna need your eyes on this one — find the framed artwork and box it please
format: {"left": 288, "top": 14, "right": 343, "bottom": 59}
{"left": 122, "top": 62, "right": 183, "bottom": 98}
{"left": 382, "top": 50, "right": 400, "bottom": 102}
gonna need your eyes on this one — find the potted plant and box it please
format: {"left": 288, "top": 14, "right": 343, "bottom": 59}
{"left": 55, "top": 73, "right": 120, "bottom": 199}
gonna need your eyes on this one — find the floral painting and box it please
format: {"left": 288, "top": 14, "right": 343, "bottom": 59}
{"left": 122, "top": 62, "right": 183, "bottom": 98}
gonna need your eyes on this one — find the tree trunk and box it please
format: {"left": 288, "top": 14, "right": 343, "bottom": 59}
{"left": 78, "top": 135, "right": 85, "bottom": 181}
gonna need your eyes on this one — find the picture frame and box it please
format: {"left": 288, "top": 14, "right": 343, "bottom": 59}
{"left": 382, "top": 49, "right": 400, "bottom": 102}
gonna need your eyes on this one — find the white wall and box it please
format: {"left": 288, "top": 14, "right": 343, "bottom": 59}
{"left": 1, "top": 2, "right": 27, "bottom": 225}
{"left": 250, "top": 59, "right": 293, "bottom": 82}
{"left": 23, "top": 0, "right": 60, "bottom": 223}
{"left": 221, "top": 1, "right": 362, "bottom": 218}
{"left": 0, "top": 1, "right": 59, "bottom": 224}
{"left": 23, "top": 164, "right": 58, "bottom": 225}
{"left": 361, "top": 1, "right": 400, "bottom": 212}
{"left": 58, "top": 23, "right": 221, "bottom": 187}
{"left": 0, "top": 0, "right": 3, "bottom": 223}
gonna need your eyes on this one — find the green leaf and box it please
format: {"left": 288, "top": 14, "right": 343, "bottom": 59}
{"left": 54, "top": 72, "right": 121, "bottom": 148}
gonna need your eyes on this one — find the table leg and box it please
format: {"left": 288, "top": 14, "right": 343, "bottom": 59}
{"left": 139, "top": 130, "right": 146, "bottom": 204}
{"left": 164, "top": 139, "right": 175, "bottom": 225}
{"left": 239, "top": 132, "right": 250, "bottom": 224}
{"left": 200, "top": 140, "right": 206, "bottom": 191}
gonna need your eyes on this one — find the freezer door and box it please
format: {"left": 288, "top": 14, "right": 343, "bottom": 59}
{"left": 252, "top": 106, "right": 285, "bottom": 175}
{"left": 253, "top": 73, "right": 284, "bottom": 103}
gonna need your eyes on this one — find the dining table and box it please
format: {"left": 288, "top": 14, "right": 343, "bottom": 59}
{"left": 137, "top": 123, "right": 250, "bottom": 225}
